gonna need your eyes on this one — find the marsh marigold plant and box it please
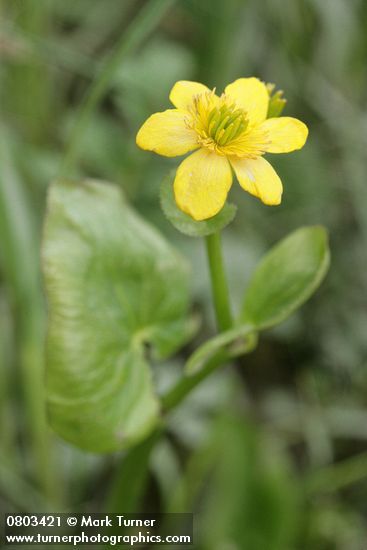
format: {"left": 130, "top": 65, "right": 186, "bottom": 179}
{"left": 136, "top": 77, "right": 308, "bottom": 220}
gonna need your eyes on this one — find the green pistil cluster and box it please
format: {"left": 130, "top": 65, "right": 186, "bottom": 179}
{"left": 207, "top": 104, "right": 248, "bottom": 146}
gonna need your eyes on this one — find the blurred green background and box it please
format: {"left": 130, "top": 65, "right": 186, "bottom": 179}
{"left": 1, "top": 0, "right": 367, "bottom": 548}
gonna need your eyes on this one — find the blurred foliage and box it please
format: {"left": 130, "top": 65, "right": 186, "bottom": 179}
{"left": 1, "top": 0, "right": 367, "bottom": 548}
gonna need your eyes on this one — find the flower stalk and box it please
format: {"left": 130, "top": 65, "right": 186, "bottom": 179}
{"left": 205, "top": 231, "right": 233, "bottom": 332}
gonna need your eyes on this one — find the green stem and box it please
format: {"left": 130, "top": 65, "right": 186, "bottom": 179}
{"left": 205, "top": 232, "right": 233, "bottom": 332}
{"left": 161, "top": 232, "right": 241, "bottom": 412}
{"left": 162, "top": 327, "right": 257, "bottom": 413}
{"left": 59, "top": 0, "right": 176, "bottom": 175}
{"left": 105, "top": 431, "right": 162, "bottom": 513}
{"left": 161, "top": 349, "right": 230, "bottom": 413}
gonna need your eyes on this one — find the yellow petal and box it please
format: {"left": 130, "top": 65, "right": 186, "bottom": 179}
{"left": 136, "top": 109, "right": 198, "bottom": 157}
{"left": 169, "top": 80, "right": 211, "bottom": 110}
{"left": 259, "top": 117, "right": 308, "bottom": 153}
{"left": 174, "top": 149, "right": 232, "bottom": 221}
{"left": 224, "top": 77, "right": 269, "bottom": 126}
{"left": 231, "top": 156, "right": 282, "bottom": 205}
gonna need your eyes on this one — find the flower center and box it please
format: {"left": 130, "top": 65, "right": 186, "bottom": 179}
{"left": 206, "top": 103, "right": 248, "bottom": 146}
{"left": 186, "top": 92, "right": 249, "bottom": 154}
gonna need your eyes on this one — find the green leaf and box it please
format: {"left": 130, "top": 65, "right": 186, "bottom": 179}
{"left": 242, "top": 226, "right": 330, "bottom": 329}
{"left": 42, "top": 179, "right": 191, "bottom": 453}
{"left": 160, "top": 171, "right": 237, "bottom": 237}
{"left": 185, "top": 324, "right": 258, "bottom": 376}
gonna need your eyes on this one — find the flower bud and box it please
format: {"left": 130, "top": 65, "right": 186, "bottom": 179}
{"left": 266, "top": 83, "right": 287, "bottom": 118}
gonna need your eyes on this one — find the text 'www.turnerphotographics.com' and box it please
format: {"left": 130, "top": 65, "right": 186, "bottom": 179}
{"left": 3, "top": 513, "right": 193, "bottom": 546}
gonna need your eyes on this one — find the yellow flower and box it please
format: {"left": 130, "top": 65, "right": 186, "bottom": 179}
{"left": 136, "top": 78, "right": 308, "bottom": 221}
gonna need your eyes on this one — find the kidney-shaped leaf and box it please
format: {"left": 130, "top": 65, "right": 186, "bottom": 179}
{"left": 241, "top": 226, "right": 330, "bottom": 329}
{"left": 42, "top": 179, "right": 191, "bottom": 453}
